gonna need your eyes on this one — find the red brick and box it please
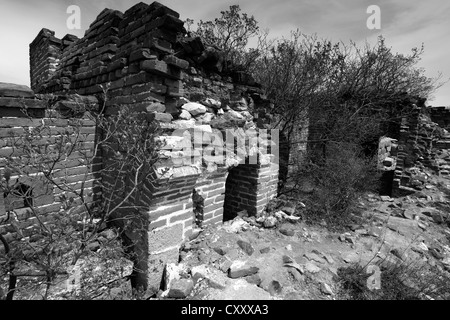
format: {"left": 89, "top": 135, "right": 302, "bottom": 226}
{"left": 202, "top": 183, "right": 225, "bottom": 193}
{"left": 148, "top": 203, "right": 184, "bottom": 220}
{"left": 169, "top": 210, "right": 193, "bottom": 224}
{"left": 204, "top": 202, "right": 223, "bottom": 214}
{"left": 149, "top": 219, "right": 167, "bottom": 230}
{"left": 206, "top": 188, "right": 224, "bottom": 198}
{"left": 204, "top": 215, "right": 222, "bottom": 226}
{"left": 213, "top": 208, "right": 224, "bottom": 217}
{"left": 214, "top": 194, "right": 225, "bottom": 202}
{"left": 183, "top": 228, "right": 193, "bottom": 240}
{"left": 203, "top": 212, "right": 213, "bottom": 221}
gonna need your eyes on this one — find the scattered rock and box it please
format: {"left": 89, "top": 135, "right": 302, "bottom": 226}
{"left": 219, "top": 217, "right": 250, "bottom": 233}
{"left": 304, "top": 252, "right": 327, "bottom": 264}
{"left": 237, "top": 210, "right": 248, "bottom": 218}
{"left": 327, "top": 266, "right": 339, "bottom": 277}
{"left": 279, "top": 224, "right": 296, "bottom": 236}
{"left": 263, "top": 216, "right": 277, "bottom": 228}
{"left": 267, "top": 280, "right": 282, "bottom": 295}
{"left": 415, "top": 242, "right": 429, "bottom": 252}
{"left": 282, "top": 255, "right": 295, "bottom": 264}
{"left": 260, "top": 247, "right": 271, "bottom": 254}
{"left": 286, "top": 215, "right": 301, "bottom": 222}
{"left": 431, "top": 211, "right": 445, "bottom": 224}
{"left": 390, "top": 248, "right": 405, "bottom": 261}
{"left": 320, "top": 282, "right": 333, "bottom": 295}
{"left": 164, "top": 263, "right": 187, "bottom": 290}
{"left": 237, "top": 239, "right": 254, "bottom": 256}
{"left": 87, "top": 241, "right": 101, "bottom": 251}
{"left": 285, "top": 244, "right": 293, "bottom": 251}
{"left": 228, "top": 260, "right": 259, "bottom": 278}
{"left": 281, "top": 207, "right": 296, "bottom": 215}
{"left": 284, "top": 292, "right": 303, "bottom": 300}
{"left": 288, "top": 268, "right": 303, "bottom": 282}
{"left": 191, "top": 265, "right": 228, "bottom": 289}
{"left": 402, "top": 211, "right": 415, "bottom": 220}
{"left": 168, "top": 279, "right": 194, "bottom": 298}
{"left": 202, "top": 98, "right": 221, "bottom": 109}
{"left": 212, "top": 244, "right": 229, "bottom": 256}
{"left": 322, "top": 253, "right": 335, "bottom": 264}
{"left": 178, "top": 109, "right": 192, "bottom": 120}
{"left": 284, "top": 261, "right": 305, "bottom": 274}
{"left": 304, "top": 262, "right": 321, "bottom": 273}
{"left": 225, "top": 248, "right": 240, "bottom": 260}
{"left": 429, "top": 247, "right": 444, "bottom": 260}
{"left": 244, "top": 274, "right": 262, "bottom": 286}
{"left": 380, "top": 195, "right": 394, "bottom": 202}
{"left": 442, "top": 257, "right": 450, "bottom": 267}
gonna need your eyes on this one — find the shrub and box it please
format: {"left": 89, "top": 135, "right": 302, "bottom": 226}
{"left": 294, "top": 143, "right": 380, "bottom": 226}
{"left": 336, "top": 256, "right": 450, "bottom": 300}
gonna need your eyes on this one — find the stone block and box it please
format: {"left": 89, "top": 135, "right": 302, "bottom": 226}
{"left": 0, "top": 82, "right": 35, "bottom": 98}
{"left": 147, "top": 247, "right": 179, "bottom": 295}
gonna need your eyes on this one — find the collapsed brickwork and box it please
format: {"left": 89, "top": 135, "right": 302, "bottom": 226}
{"left": 7, "top": 1, "right": 280, "bottom": 294}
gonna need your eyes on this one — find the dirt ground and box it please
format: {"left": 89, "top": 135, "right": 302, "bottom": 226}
{"left": 161, "top": 169, "right": 450, "bottom": 300}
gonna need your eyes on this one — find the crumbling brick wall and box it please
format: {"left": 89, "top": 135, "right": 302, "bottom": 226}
{"left": 27, "top": 1, "right": 280, "bottom": 295}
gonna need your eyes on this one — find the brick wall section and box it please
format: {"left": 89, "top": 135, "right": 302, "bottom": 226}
{"left": 391, "top": 105, "right": 450, "bottom": 195}
{"left": 194, "top": 169, "right": 228, "bottom": 227}
{"left": 0, "top": 85, "right": 98, "bottom": 247}
{"left": 29, "top": 29, "right": 62, "bottom": 92}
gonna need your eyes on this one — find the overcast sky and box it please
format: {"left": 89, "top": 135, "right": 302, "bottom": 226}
{"left": 0, "top": 0, "right": 449, "bottom": 105}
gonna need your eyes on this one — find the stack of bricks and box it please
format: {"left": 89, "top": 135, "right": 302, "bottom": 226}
{"left": 0, "top": 82, "right": 98, "bottom": 247}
